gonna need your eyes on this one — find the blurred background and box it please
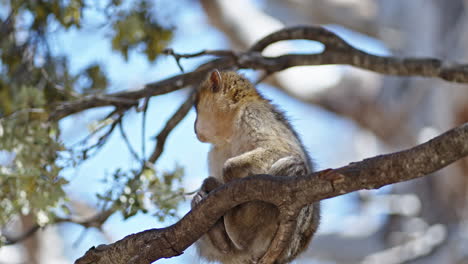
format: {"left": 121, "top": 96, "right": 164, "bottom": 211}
{"left": 1, "top": 0, "right": 468, "bottom": 263}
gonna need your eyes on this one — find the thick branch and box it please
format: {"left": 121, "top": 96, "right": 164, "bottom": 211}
{"left": 75, "top": 123, "right": 468, "bottom": 264}
{"left": 52, "top": 26, "right": 468, "bottom": 121}
{"left": 49, "top": 59, "right": 234, "bottom": 120}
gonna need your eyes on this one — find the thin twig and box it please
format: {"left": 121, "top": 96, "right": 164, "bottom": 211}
{"left": 72, "top": 228, "right": 90, "bottom": 248}
{"left": 147, "top": 90, "right": 196, "bottom": 164}
{"left": 118, "top": 119, "right": 141, "bottom": 162}
{"left": 140, "top": 96, "right": 150, "bottom": 164}
{"left": 163, "top": 48, "right": 237, "bottom": 60}
{"left": 41, "top": 68, "right": 79, "bottom": 99}
{"left": 4, "top": 209, "right": 115, "bottom": 246}
{"left": 164, "top": 48, "right": 185, "bottom": 72}
{"left": 79, "top": 115, "right": 123, "bottom": 160}
{"left": 71, "top": 109, "right": 120, "bottom": 148}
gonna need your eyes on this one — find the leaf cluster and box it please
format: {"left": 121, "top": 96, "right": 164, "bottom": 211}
{"left": 97, "top": 166, "right": 185, "bottom": 221}
{"left": 0, "top": 0, "right": 179, "bottom": 242}
{"left": 0, "top": 87, "right": 67, "bottom": 229}
{"left": 0, "top": 0, "right": 173, "bottom": 115}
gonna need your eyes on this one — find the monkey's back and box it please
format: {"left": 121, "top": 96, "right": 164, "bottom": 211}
{"left": 214, "top": 102, "right": 320, "bottom": 263}
{"left": 194, "top": 71, "right": 320, "bottom": 263}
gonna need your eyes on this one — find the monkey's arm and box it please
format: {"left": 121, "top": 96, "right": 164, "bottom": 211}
{"left": 223, "top": 147, "right": 279, "bottom": 182}
{"left": 223, "top": 148, "right": 309, "bottom": 180}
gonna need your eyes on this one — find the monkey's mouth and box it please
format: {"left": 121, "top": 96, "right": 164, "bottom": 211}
{"left": 196, "top": 132, "right": 208, "bottom": 142}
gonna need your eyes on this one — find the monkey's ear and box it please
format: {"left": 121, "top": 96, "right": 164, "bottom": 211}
{"left": 210, "top": 70, "right": 222, "bottom": 93}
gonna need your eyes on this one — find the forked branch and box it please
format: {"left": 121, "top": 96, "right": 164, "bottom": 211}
{"left": 51, "top": 26, "right": 468, "bottom": 121}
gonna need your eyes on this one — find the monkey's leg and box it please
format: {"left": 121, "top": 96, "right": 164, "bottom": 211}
{"left": 267, "top": 156, "right": 320, "bottom": 263}
{"left": 224, "top": 156, "right": 314, "bottom": 260}
{"left": 192, "top": 177, "right": 235, "bottom": 253}
{"left": 221, "top": 150, "right": 284, "bottom": 250}
{"left": 268, "top": 155, "right": 309, "bottom": 176}
{"left": 224, "top": 201, "right": 279, "bottom": 251}
{"left": 206, "top": 219, "right": 234, "bottom": 253}
{"left": 222, "top": 152, "right": 279, "bottom": 251}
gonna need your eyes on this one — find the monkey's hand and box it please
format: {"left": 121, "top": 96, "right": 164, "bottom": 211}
{"left": 223, "top": 148, "right": 273, "bottom": 182}
{"left": 192, "top": 177, "right": 234, "bottom": 254}
{"left": 223, "top": 160, "right": 252, "bottom": 182}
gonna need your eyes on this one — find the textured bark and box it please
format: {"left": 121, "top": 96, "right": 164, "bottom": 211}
{"left": 51, "top": 26, "right": 468, "bottom": 122}
{"left": 200, "top": 3, "right": 468, "bottom": 262}
{"left": 75, "top": 123, "right": 468, "bottom": 264}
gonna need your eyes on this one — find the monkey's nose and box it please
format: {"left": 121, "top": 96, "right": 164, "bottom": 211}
{"left": 196, "top": 131, "right": 208, "bottom": 142}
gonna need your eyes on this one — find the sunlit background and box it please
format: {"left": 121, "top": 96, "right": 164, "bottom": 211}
{"left": 1, "top": 0, "right": 468, "bottom": 263}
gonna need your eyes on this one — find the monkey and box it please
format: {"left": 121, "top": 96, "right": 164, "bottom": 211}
{"left": 191, "top": 70, "right": 320, "bottom": 264}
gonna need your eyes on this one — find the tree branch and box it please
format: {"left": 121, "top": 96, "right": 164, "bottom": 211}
{"left": 51, "top": 26, "right": 468, "bottom": 121}
{"left": 75, "top": 123, "right": 468, "bottom": 264}
{"left": 4, "top": 209, "right": 114, "bottom": 246}
{"left": 147, "top": 90, "right": 196, "bottom": 165}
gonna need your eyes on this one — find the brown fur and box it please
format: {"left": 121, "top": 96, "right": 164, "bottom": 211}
{"left": 192, "top": 70, "right": 320, "bottom": 264}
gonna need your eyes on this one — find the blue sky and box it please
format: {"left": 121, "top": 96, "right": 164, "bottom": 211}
{"left": 3, "top": 0, "right": 391, "bottom": 263}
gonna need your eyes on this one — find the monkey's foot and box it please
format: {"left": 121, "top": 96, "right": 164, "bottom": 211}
{"left": 191, "top": 177, "right": 223, "bottom": 208}
{"left": 201, "top": 176, "right": 223, "bottom": 192}
{"left": 191, "top": 190, "right": 207, "bottom": 208}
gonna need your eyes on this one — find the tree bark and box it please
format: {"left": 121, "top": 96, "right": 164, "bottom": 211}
{"left": 75, "top": 123, "right": 468, "bottom": 264}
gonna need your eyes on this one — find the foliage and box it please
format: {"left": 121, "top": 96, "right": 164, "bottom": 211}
{"left": 97, "top": 166, "right": 185, "bottom": 221}
{"left": 0, "top": 0, "right": 178, "bottom": 244}
{"left": 111, "top": 0, "right": 173, "bottom": 61}
{"left": 0, "top": 0, "right": 173, "bottom": 116}
{"left": 0, "top": 87, "right": 66, "bottom": 228}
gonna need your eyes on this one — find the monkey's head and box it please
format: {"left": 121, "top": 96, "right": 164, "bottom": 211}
{"left": 194, "top": 70, "right": 261, "bottom": 144}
